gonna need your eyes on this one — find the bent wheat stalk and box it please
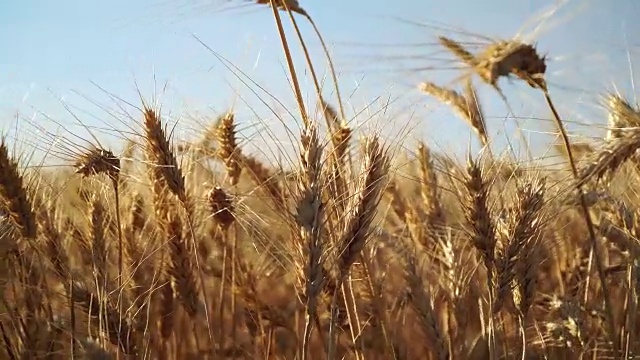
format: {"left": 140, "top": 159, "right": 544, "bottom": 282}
{"left": 537, "top": 62, "right": 620, "bottom": 360}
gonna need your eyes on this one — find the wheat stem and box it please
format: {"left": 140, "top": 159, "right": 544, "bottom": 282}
{"left": 269, "top": 0, "right": 309, "bottom": 128}
{"left": 543, "top": 90, "right": 620, "bottom": 360}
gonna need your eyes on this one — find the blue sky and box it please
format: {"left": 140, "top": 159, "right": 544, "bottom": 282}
{"left": 2, "top": 0, "right": 639, "bottom": 167}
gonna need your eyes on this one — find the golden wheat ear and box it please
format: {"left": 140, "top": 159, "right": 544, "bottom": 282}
{"left": 327, "top": 136, "right": 390, "bottom": 358}
{"left": 417, "top": 142, "right": 444, "bottom": 225}
{"left": 74, "top": 146, "right": 126, "bottom": 308}
{"left": 143, "top": 106, "right": 188, "bottom": 204}
{"left": 294, "top": 121, "right": 325, "bottom": 360}
{"left": 494, "top": 178, "right": 546, "bottom": 315}
{"left": 579, "top": 127, "right": 640, "bottom": 186}
{"left": 74, "top": 148, "right": 120, "bottom": 182}
{"left": 438, "top": 36, "right": 477, "bottom": 67}
{"left": 604, "top": 93, "right": 640, "bottom": 143}
{"left": 477, "top": 41, "right": 547, "bottom": 89}
{"left": 207, "top": 186, "right": 236, "bottom": 231}
{"left": 166, "top": 213, "right": 201, "bottom": 319}
{"left": 142, "top": 103, "right": 218, "bottom": 344}
{"left": 0, "top": 139, "right": 37, "bottom": 240}
{"left": 215, "top": 112, "right": 242, "bottom": 186}
{"left": 462, "top": 154, "right": 497, "bottom": 284}
{"left": 419, "top": 81, "right": 488, "bottom": 147}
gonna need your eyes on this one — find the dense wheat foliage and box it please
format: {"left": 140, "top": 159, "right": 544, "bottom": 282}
{"left": 2, "top": 1, "right": 640, "bottom": 359}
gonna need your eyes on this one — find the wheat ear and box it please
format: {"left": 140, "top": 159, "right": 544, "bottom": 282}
{"left": 0, "top": 138, "right": 37, "bottom": 240}
{"left": 294, "top": 121, "right": 325, "bottom": 360}
{"left": 143, "top": 105, "right": 214, "bottom": 345}
{"left": 74, "top": 147, "right": 126, "bottom": 341}
{"left": 328, "top": 136, "right": 390, "bottom": 359}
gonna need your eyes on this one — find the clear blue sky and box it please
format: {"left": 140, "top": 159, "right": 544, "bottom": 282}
{"left": 2, "top": 0, "right": 639, "bottom": 167}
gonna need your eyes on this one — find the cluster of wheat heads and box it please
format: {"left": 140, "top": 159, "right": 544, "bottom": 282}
{"left": 416, "top": 34, "right": 640, "bottom": 360}
{"left": 3, "top": 1, "right": 640, "bottom": 360}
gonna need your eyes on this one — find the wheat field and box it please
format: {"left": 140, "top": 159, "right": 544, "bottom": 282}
{"left": 1, "top": 1, "right": 639, "bottom": 359}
